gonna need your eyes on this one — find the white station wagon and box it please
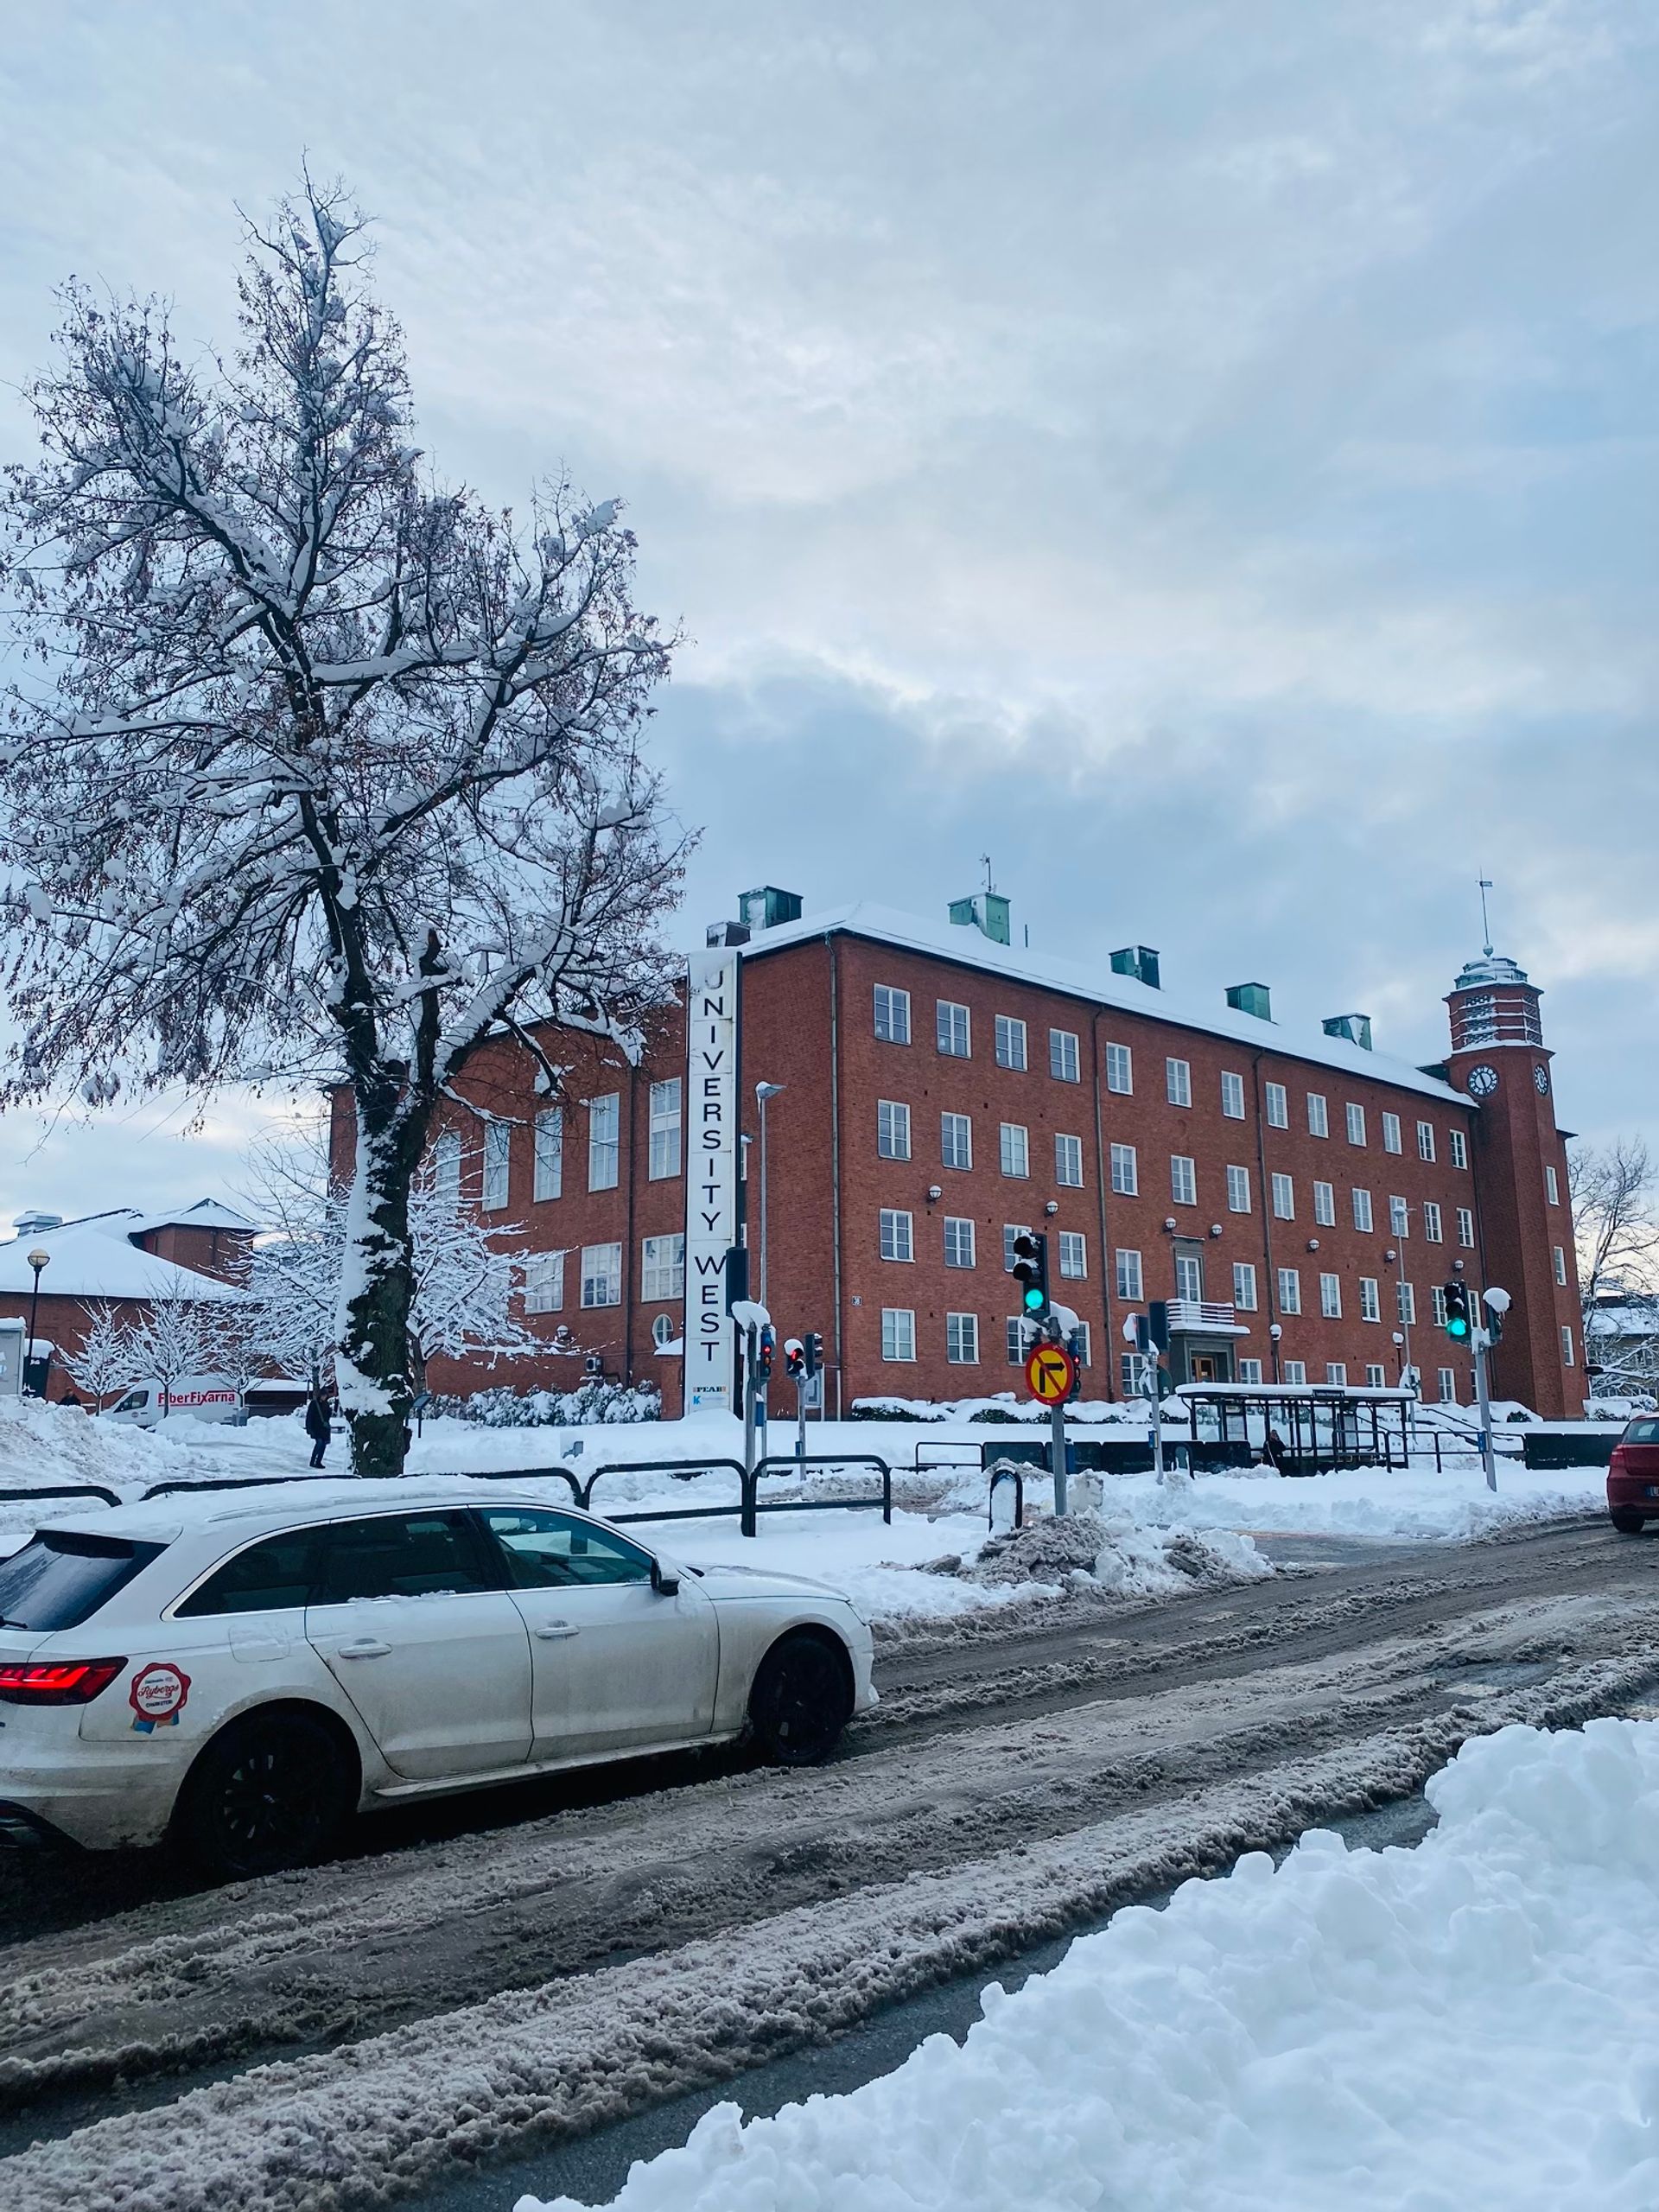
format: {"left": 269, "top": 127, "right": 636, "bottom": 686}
{"left": 0, "top": 1480, "right": 876, "bottom": 1876}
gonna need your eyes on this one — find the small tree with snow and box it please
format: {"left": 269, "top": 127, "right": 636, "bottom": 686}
{"left": 119, "top": 1295, "right": 216, "bottom": 1419}
{"left": 0, "top": 179, "right": 684, "bottom": 1477}
{"left": 64, "top": 1303, "right": 133, "bottom": 1412}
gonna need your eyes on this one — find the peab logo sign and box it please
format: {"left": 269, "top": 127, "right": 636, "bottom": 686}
{"left": 684, "top": 950, "right": 740, "bottom": 1412}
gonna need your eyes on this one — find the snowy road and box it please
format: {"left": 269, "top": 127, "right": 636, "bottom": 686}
{"left": 2, "top": 1516, "right": 1656, "bottom": 2211}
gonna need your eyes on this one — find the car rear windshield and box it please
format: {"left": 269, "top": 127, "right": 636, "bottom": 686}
{"left": 0, "top": 1531, "right": 166, "bottom": 1632}
{"left": 1624, "top": 1420, "right": 1659, "bottom": 1445}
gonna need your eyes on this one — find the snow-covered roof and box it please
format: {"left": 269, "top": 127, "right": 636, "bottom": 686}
{"left": 733, "top": 901, "right": 1470, "bottom": 1108}
{"left": 0, "top": 1224, "right": 244, "bottom": 1302}
{"left": 124, "top": 1198, "right": 257, "bottom": 1237}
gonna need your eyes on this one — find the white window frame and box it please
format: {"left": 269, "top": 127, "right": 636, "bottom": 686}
{"left": 1561, "top": 1324, "right": 1575, "bottom": 1368}
{"left": 1237, "top": 1358, "right": 1264, "bottom": 1384}
{"left": 1325, "top": 1363, "right": 1348, "bottom": 1386}
{"left": 1359, "top": 1277, "right": 1381, "bottom": 1322}
{"left": 1166, "top": 1057, "right": 1192, "bottom": 1108}
{"left": 1055, "top": 1133, "right": 1084, "bottom": 1188}
{"left": 1110, "top": 1142, "right": 1138, "bottom": 1196}
{"left": 1233, "top": 1261, "right": 1258, "bottom": 1311}
{"left": 882, "top": 1308, "right": 917, "bottom": 1363}
{"left": 1450, "top": 1128, "right": 1468, "bottom": 1170}
{"left": 879, "top": 1208, "right": 914, "bottom": 1262}
{"left": 1319, "top": 1272, "right": 1342, "bottom": 1319}
{"left": 1396, "top": 1281, "right": 1416, "bottom": 1325}
{"left": 482, "top": 1118, "right": 512, "bottom": 1211}
{"left": 1417, "top": 1121, "right": 1436, "bottom": 1163}
{"left": 1345, "top": 1103, "right": 1366, "bottom": 1146}
{"left": 1282, "top": 1360, "right": 1307, "bottom": 1386}
{"left": 433, "top": 1128, "right": 461, "bottom": 1206}
{"left": 995, "top": 1014, "right": 1028, "bottom": 1071}
{"left": 1351, "top": 1187, "right": 1373, "bottom": 1233}
{"left": 1058, "top": 1230, "right": 1087, "bottom": 1280}
{"left": 1003, "top": 1223, "right": 1033, "bottom": 1269}
{"left": 1265, "top": 1082, "right": 1288, "bottom": 1129}
{"left": 1221, "top": 1071, "right": 1246, "bottom": 1120}
{"left": 1171, "top": 1154, "right": 1197, "bottom": 1205}
{"left": 640, "top": 1233, "right": 684, "bottom": 1300}
{"left": 1430, "top": 1285, "right": 1447, "bottom": 1325}
{"left": 878, "top": 1099, "right": 912, "bottom": 1160}
{"left": 1104, "top": 1042, "right": 1132, "bottom": 1095}
{"left": 1277, "top": 1268, "right": 1301, "bottom": 1315}
{"left": 1554, "top": 1244, "right": 1567, "bottom": 1287}
{"left": 532, "top": 1108, "right": 563, "bottom": 1202}
{"left": 1226, "top": 1165, "right": 1250, "bottom": 1213}
{"left": 1457, "top": 1206, "right": 1476, "bottom": 1249}
{"left": 1546, "top": 1164, "right": 1560, "bottom": 1205}
{"left": 1437, "top": 1368, "right": 1457, "bottom": 1404}
{"left": 1050, "top": 1028, "right": 1081, "bottom": 1083}
{"left": 1307, "top": 1092, "right": 1329, "bottom": 1139}
{"left": 580, "top": 1241, "right": 622, "bottom": 1309}
{"left": 937, "top": 1000, "right": 971, "bottom": 1058}
{"left": 1365, "top": 1363, "right": 1387, "bottom": 1388}
{"left": 944, "top": 1216, "right": 976, "bottom": 1269}
{"left": 945, "top": 1312, "right": 980, "bottom": 1365}
{"left": 647, "top": 1078, "right": 683, "bottom": 1180}
{"left": 1423, "top": 1201, "right": 1443, "bottom": 1243}
{"left": 1000, "top": 1122, "right": 1030, "bottom": 1179}
{"left": 1116, "top": 1248, "right": 1144, "bottom": 1300}
{"left": 1382, "top": 1112, "right": 1402, "bottom": 1154}
{"left": 1271, "top": 1172, "right": 1294, "bottom": 1220}
{"left": 874, "top": 984, "right": 912, "bottom": 1045}
{"left": 523, "top": 1249, "right": 565, "bottom": 1315}
{"left": 942, "top": 1112, "right": 973, "bottom": 1171}
{"left": 1313, "top": 1180, "right": 1335, "bottom": 1227}
{"left": 588, "top": 1093, "right": 620, "bottom": 1192}
{"left": 1389, "top": 1195, "right": 1409, "bottom": 1238}
{"left": 1174, "top": 1253, "right": 1203, "bottom": 1302}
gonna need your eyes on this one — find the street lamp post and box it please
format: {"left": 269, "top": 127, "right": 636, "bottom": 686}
{"left": 755, "top": 1082, "right": 785, "bottom": 1308}
{"left": 25, "top": 1249, "right": 50, "bottom": 1397}
{"left": 1268, "top": 1321, "right": 1282, "bottom": 1383}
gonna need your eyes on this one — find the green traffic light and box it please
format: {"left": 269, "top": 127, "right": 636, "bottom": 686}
{"left": 1446, "top": 1317, "right": 1469, "bottom": 1340}
{"left": 1022, "top": 1286, "right": 1045, "bottom": 1312}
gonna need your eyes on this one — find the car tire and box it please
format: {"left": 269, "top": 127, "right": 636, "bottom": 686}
{"left": 175, "top": 1709, "right": 356, "bottom": 1878}
{"left": 748, "top": 1632, "right": 854, "bottom": 1766}
{"left": 1610, "top": 1510, "right": 1647, "bottom": 1536}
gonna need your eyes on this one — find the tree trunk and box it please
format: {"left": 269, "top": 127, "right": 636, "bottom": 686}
{"left": 336, "top": 1102, "right": 421, "bottom": 1478}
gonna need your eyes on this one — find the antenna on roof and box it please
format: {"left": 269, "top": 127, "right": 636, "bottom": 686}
{"left": 1478, "top": 875, "right": 1495, "bottom": 958}
{"left": 980, "top": 853, "right": 995, "bottom": 894}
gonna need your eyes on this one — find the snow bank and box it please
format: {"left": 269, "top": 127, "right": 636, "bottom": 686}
{"left": 955, "top": 1504, "right": 1271, "bottom": 1601}
{"left": 1114, "top": 1459, "right": 1608, "bottom": 1541}
{"left": 524, "top": 1717, "right": 1659, "bottom": 2212}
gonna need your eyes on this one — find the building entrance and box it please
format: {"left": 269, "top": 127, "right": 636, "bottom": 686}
{"left": 1190, "top": 1355, "right": 1220, "bottom": 1383}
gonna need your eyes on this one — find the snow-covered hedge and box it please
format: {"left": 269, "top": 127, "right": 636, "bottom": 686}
{"left": 433, "top": 1382, "right": 661, "bottom": 1428}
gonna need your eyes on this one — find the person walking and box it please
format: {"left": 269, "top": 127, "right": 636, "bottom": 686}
{"left": 305, "top": 1389, "right": 331, "bottom": 1470}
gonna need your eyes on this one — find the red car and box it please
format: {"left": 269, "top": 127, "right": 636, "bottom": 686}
{"left": 1607, "top": 1417, "right": 1659, "bottom": 1533}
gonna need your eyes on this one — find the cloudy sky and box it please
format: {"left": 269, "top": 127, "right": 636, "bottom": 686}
{"left": 0, "top": 0, "right": 1652, "bottom": 1227}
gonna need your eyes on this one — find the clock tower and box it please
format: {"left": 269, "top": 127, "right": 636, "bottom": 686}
{"left": 1442, "top": 948, "right": 1583, "bottom": 1419}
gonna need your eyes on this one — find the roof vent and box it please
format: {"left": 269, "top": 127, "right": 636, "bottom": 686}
{"left": 705, "top": 920, "right": 751, "bottom": 949}
{"left": 1226, "top": 982, "right": 1273, "bottom": 1021}
{"left": 948, "top": 892, "right": 1011, "bottom": 947}
{"left": 737, "top": 887, "right": 803, "bottom": 932}
{"left": 1322, "top": 1013, "right": 1373, "bottom": 1051}
{"left": 1110, "top": 945, "right": 1161, "bottom": 990}
{"left": 11, "top": 1210, "right": 62, "bottom": 1236}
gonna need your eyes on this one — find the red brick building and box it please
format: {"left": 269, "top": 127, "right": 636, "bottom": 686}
{"left": 401, "top": 891, "right": 1586, "bottom": 1421}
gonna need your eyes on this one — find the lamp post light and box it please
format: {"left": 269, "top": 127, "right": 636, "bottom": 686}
{"left": 1391, "top": 1328, "right": 1407, "bottom": 1383}
{"left": 754, "top": 1082, "right": 785, "bottom": 1308}
{"left": 1268, "top": 1320, "right": 1283, "bottom": 1384}
{"left": 25, "top": 1249, "right": 50, "bottom": 1397}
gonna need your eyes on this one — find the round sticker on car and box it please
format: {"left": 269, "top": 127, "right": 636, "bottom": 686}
{"left": 129, "top": 1663, "right": 191, "bottom": 1733}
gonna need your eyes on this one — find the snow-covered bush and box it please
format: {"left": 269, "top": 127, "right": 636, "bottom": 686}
{"left": 435, "top": 1382, "right": 660, "bottom": 1428}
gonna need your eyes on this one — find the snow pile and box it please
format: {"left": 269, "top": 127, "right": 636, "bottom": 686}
{"left": 957, "top": 1504, "right": 1270, "bottom": 1600}
{"left": 524, "top": 1718, "right": 1659, "bottom": 2212}
{"left": 1117, "top": 1459, "right": 1609, "bottom": 1541}
{"left": 0, "top": 1395, "right": 183, "bottom": 1496}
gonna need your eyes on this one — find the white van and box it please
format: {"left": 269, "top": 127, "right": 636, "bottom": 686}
{"left": 106, "top": 1376, "right": 245, "bottom": 1428}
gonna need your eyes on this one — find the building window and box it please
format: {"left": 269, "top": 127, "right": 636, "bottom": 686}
{"left": 581, "top": 1242, "right": 622, "bottom": 1308}
{"left": 1396, "top": 1281, "right": 1416, "bottom": 1325}
{"left": 1172, "top": 1254, "right": 1200, "bottom": 1303}
{"left": 1346, "top": 1103, "right": 1366, "bottom": 1146}
{"left": 1116, "top": 1248, "right": 1144, "bottom": 1300}
{"left": 1423, "top": 1201, "right": 1443, "bottom": 1243}
{"left": 944, "top": 1217, "right": 976, "bottom": 1268}
{"left": 1326, "top": 1363, "right": 1348, "bottom": 1386}
{"left": 1233, "top": 1261, "right": 1258, "bottom": 1311}
{"left": 482, "top": 1119, "right": 512, "bottom": 1211}
{"left": 588, "top": 1094, "right": 620, "bottom": 1192}
{"left": 640, "top": 1234, "right": 684, "bottom": 1300}
{"left": 1282, "top": 1360, "right": 1307, "bottom": 1386}
{"left": 1450, "top": 1129, "right": 1468, "bottom": 1170}
{"left": 1417, "top": 1121, "right": 1436, "bottom": 1163}
{"left": 646, "top": 1079, "right": 683, "bottom": 1180}
{"left": 1382, "top": 1112, "right": 1402, "bottom": 1154}
{"left": 532, "top": 1109, "right": 563, "bottom": 1202}
{"left": 1226, "top": 1165, "right": 1251, "bottom": 1214}
{"left": 1071, "top": 1321, "right": 1092, "bottom": 1367}
{"left": 1457, "top": 1207, "right": 1476, "bottom": 1249}
{"left": 1003, "top": 1222, "right": 1034, "bottom": 1269}
{"left": 1110, "top": 1142, "right": 1138, "bottom": 1196}
{"left": 1319, "top": 1272, "right": 1342, "bottom": 1319}
{"left": 1050, "top": 1029, "right": 1081, "bottom": 1083}
{"left": 879, "top": 1209, "right": 914, "bottom": 1262}
{"left": 995, "top": 1014, "right": 1027, "bottom": 1071}
{"left": 1389, "top": 1196, "right": 1409, "bottom": 1237}
{"left": 946, "top": 1313, "right": 980, "bottom": 1365}
{"left": 524, "top": 1249, "right": 565, "bottom": 1314}
{"left": 1365, "top": 1363, "right": 1386, "bottom": 1387}
{"left": 1430, "top": 1286, "right": 1447, "bottom": 1325}
{"left": 1438, "top": 1368, "right": 1457, "bottom": 1404}
{"left": 1171, "top": 1155, "right": 1197, "bottom": 1205}
{"left": 878, "top": 1099, "right": 912, "bottom": 1160}
{"left": 1055, "top": 1133, "right": 1084, "bottom": 1187}
{"left": 652, "top": 1313, "right": 677, "bottom": 1351}
{"left": 1271, "top": 1173, "right": 1294, "bottom": 1220}
{"left": 433, "top": 1128, "right": 461, "bottom": 1205}
{"left": 1546, "top": 1165, "right": 1560, "bottom": 1205}
{"left": 1278, "top": 1268, "right": 1301, "bottom": 1314}
{"left": 874, "top": 985, "right": 912, "bottom": 1045}
{"left": 937, "top": 1000, "right": 971, "bottom": 1058}
{"left": 882, "top": 1309, "right": 917, "bottom": 1362}
{"left": 1554, "top": 1244, "right": 1567, "bottom": 1287}
{"left": 1166, "top": 1058, "right": 1192, "bottom": 1108}
{"left": 1238, "top": 1358, "right": 1264, "bottom": 1384}
{"left": 1122, "top": 1351, "right": 1154, "bottom": 1396}
{"left": 1000, "top": 1122, "right": 1030, "bottom": 1178}
{"left": 1104, "top": 1042, "right": 1132, "bottom": 1095}
{"left": 1307, "top": 1093, "right": 1329, "bottom": 1139}
{"left": 1265, "top": 1082, "right": 1288, "bottom": 1128}
{"left": 1561, "top": 1324, "right": 1575, "bottom": 1368}
{"left": 1313, "top": 1180, "right": 1335, "bottom": 1227}
{"left": 1007, "top": 1319, "right": 1026, "bottom": 1365}
{"left": 1351, "top": 1188, "right": 1373, "bottom": 1233}
{"left": 1058, "top": 1230, "right": 1087, "bottom": 1279}
{"left": 942, "top": 1112, "right": 973, "bottom": 1170}
{"left": 1221, "top": 1071, "right": 1246, "bottom": 1120}
{"left": 1359, "top": 1277, "right": 1381, "bottom": 1322}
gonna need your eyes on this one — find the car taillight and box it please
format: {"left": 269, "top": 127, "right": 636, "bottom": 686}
{"left": 0, "top": 1659, "right": 126, "bottom": 1706}
{"left": 1611, "top": 1448, "right": 1628, "bottom": 1474}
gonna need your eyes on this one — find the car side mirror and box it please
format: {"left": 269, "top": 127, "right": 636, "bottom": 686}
{"left": 651, "top": 1560, "right": 680, "bottom": 1597}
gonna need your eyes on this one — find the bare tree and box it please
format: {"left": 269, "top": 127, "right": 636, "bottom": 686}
{"left": 63, "top": 1304, "right": 133, "bottom": 1412}
{"left": 1570, "top": 1136, "right": 1659, "bottom": 1395}
{"left": 118, "top": 1296, "right": 218, "bottom": 1420}
{"left": 0, "top": 178, "right": 684, "bottom": 1477}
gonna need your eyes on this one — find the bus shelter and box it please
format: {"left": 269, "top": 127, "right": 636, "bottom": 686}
{"left": 1173, "top": 1382, "right": 1415, "bottom": 1475}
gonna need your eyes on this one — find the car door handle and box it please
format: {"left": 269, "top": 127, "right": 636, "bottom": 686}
{"left": 534, "top": 1623, "right": 579, "bottom": 1641}
{"left": 336, "top": 1639, "right": 392, "bottom": 1659}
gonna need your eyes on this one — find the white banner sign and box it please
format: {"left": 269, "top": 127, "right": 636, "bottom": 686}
{"left": 683, "top": 950, "right": 741, "bottom": 1412}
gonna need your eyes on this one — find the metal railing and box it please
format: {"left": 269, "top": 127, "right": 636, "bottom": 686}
{"left": 912, "top": 1441, "right": 983, "bottom": 1473}
{"left": 582, "top": 1459, "right": 753, "bottom": 1532}
{"left": 1163, "top": 1299, "right": 1243, "bottom": 1332}
{"left": 753, "top": 1454, "right": 892, "bottom": 1525}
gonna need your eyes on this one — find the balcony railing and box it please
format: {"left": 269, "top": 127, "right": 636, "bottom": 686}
{"left": 1165, "top": 1299, "right": 1250, "bottom": 1335}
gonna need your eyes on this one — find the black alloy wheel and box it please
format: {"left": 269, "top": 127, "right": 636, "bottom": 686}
{"left": 749, "top": 1633, "right": 854, "bottom": 1766}
{"left": 178, "top": 1711, "right": 353, "bottom": 1878}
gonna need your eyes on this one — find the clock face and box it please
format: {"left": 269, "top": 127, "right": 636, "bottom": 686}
{"left": 1466, "top": 1065, "right": 1499, "bottom": 1099}
{"left": 1533, "top": 1064, "right": 1551, "bottom": 1096}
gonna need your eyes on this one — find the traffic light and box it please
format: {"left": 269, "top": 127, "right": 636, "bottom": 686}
{"left": 724, "top": 1244, "right": 749, "bottom": 1313}
{"left": 1009, "top": 1231, "right": 1050, "bottom": 1324}
{"left": 1443, "top": 1281, "right": 1471, "bottom": 1343}
{"left": 783, "top": 1338, "right": 805, "bottom": 1381}
{"left": 1147, "top": 1300, "right": 1171, "bottom": 1353}
{"left": 802, "top": 1332, "right": 822, "bottom": 1379}
{"left": 758, "top": 1324, "right": 776, "bottom": 1380}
